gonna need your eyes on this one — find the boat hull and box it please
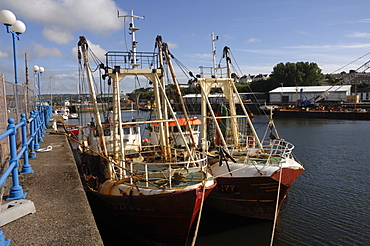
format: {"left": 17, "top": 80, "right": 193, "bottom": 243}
{"left": 205, "top": 168, "right": 304, "bottom": 220}
{"left": 87, "top": 183, "right": 215, "bottom": 246}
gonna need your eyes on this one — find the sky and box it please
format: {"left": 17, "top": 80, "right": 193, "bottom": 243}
{"left": 1, "top": 0, "right": 370, "bottom": 94}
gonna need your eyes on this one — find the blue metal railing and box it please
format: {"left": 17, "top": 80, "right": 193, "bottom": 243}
{"left": 0, "top": 105, "right": 52, "bottom": 245}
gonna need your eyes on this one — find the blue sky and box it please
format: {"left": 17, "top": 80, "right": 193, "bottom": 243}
{"left": 1, "top": 0, "right": 370, "bottom": 94}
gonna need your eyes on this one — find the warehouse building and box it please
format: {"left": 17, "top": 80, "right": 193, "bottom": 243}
{"left": 269, "top": 85, "right": 352, "bottom": 105}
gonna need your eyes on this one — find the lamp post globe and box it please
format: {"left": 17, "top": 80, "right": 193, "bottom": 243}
{"left": 11, "top": 20, "right": 26, "bottom": 34}
{"left": 0, "top": 10, "right": 16, "bottom": 25}
{"left": 1, "top": 10, "right": 26, "bottom": 86}
{"left": 33, "top": 65, "right": 44, "bottom": 107}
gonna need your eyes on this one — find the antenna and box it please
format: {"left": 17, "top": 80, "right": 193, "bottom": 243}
{"left": 211, "top": 32, "right": 219, "bottom": 77}
{"left": 118, "top": 10, "right": 145, "bottom": 68}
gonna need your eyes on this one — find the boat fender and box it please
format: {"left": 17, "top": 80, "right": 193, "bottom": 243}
{"left": 249, "top": 137, "right": 255, "bottom": 148}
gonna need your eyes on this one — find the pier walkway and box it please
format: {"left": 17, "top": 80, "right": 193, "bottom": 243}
{"left": 1, "top": 127, "right": 103, "bottom": 245}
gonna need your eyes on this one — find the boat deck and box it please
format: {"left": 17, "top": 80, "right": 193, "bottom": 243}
{"left": 0, "top": 126, "right": 103, "bottom": 245}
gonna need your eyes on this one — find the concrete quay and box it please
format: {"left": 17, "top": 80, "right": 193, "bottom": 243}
{"left": 1, "top": 128, "right": 104, "bottom": 245}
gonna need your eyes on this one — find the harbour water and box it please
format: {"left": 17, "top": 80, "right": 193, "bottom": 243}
{"left": 196, "top": 116, "right": 370, "bottom": 246}
{"left": 272, "top": 117, "right": 370, "bottom": 246}
{"left": 70, "top": 113, "right": 370, "bottom": 245}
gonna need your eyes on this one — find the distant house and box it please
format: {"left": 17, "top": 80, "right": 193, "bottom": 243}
{"left": 183, "top": 93, "right": 244, "bottom": 104}
{"left": 356, "top": 88, "right": 370, "bottom": 102}
{"left": 269, "top": 85, "right": 352, "bottom": 105}
{"left": 332, "top": 72, "right": 370, "bottom": 84}
{"left": 238, "top": 74, "right": 270, "bottom": 83}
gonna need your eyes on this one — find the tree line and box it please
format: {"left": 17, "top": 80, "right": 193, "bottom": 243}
{"left": 128, "top": 61, "right": 369, "bottom": 100}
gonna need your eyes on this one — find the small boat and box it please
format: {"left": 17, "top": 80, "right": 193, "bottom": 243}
{"left": 195, "top": 43, "right": 304, "bottom": 220}
{"left": 53, "top": 107, "right": 69, "bottom": 121}
{"left": 76, "top": 12, "right": 215, "bottom": 246}
{"left": 65, "top": 125, "right": 79, "bottom": 137}
{"left": 68, "top": 113, "right": 79, "bottom": 119}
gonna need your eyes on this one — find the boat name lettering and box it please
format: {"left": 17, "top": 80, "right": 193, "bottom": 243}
{"left": 110, "top": 202, "right": 155, "bottom": 212}
{"left": 216, "top": 184, "right": 237, "bottom": 193}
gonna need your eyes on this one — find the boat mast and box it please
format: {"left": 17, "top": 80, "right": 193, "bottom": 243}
{"left": 199, "top": 46, "right": 263, "bottom": 149}
{"left": 108, "top": 14, "right": 171, "bottom": 160}
{"left": 119, "top": 10, "right": 144, "bottom": 68}
{"left": 211, "top": 32, "right": 219, "bottom": 78}
{"left": 154, "top": 36, "right": 171, "bottom": 160}
{"left": 162, "top": 42, "right": 197, "bottom": 148}
{"left": 114, "top": 10, "right": 145, "bottom": 171}
{"left": 223, "top": 46, "right": 239, "bottom": 145}
{"left": 78, "top": 36, "right": 109, "bottom": 160}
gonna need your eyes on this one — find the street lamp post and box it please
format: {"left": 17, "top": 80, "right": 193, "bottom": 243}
{"left": 33, "top": 65, "right": 44, "bottom": 107}
{"left": 0, "top": 10, "right": 26, "bottom": 85}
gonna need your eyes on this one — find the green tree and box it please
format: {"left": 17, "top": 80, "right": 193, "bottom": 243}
{"left": 128, "top": 88, "right": 154, "bottom": 101}
{"left": 270, "top": 61, "right": 323, "bottom": 87}
{"left": 247, "top": 61, "right": 324, "bottom": 92}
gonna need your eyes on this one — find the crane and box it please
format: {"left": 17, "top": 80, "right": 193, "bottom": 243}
{"left": 314, "top": 59, "right": 370, "bottom": 103}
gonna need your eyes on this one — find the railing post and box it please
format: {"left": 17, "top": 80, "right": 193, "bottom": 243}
{"left": 29, "top": 110, "right": 37, "bottom": 159}
{"left": 6, "top": 118, "right": 26, "bottom": 200}
{"left": 34, "top": 110, "right": 41, "bottom": 150}
{"left": 48, "top": 105, "right": 53, "bottom": 122}
{"left": 0, "top": 230, "right": 10, "bottom": 246}
{"left": 20, "top": 113, "right": 34, "bottom": 174}
{"left": 36, "top": 109, "right": 44, "bottom": 142}
{"left": 41, "top": 106, "right": 46, "bottom": 133}
{"left": 40, "top": 106, "right": 46, "bottom": 134}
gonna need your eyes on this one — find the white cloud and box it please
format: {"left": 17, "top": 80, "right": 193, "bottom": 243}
{"left": 167, "top": 42, "right": 179, "bottom": 49}
{"left": 297, "top": 31, "right": 311, "bottom": 36}
{"left": 43, "top": 26, "right": 74, "bottom": 44}
{"left": 222, "top": 33, "right": 235, "bottom": 41}
{"left": 347, "top": 32, "right": 370, "bottom": 38}
{"left": 33, "top": 43, "right": 63, "bottom": 58}
{"left": 186, "top": 53, "right": 212, "bottom": 60}
{"left": 246, "top": 38, "right": 260, "bottom": 43}
{"left": 71, "top": 39, "right": 107, "bottom": 62}
{"left": 0, "top": 51, "right": 8, "bottom": 58}
{"left": 1, "top": 0, "right": 124, "bottom": 44}
{"left": 285, "top": 43, "right": 370, "bottom": 50}
{"left": 357, "top": 19, "right": 370, "bottom": 23}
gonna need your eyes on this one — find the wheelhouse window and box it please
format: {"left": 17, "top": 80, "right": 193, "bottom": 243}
{"left": 133, "top": 127, "right": 138, "bottom": 134}
{"left": 123, "top": 127, "right": 130, "bottom": 135}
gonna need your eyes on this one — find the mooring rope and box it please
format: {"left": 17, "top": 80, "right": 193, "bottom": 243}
{"left": 191, "top": 178, "right": 208, "bottom": 246}
{"left": 270, "top": 161, "right": 284, "bottom": 246}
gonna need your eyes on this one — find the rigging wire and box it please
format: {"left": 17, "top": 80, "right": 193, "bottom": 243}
{"left": 229, "top": 49, "right": 244, "bottom": 77}
{"left": 123, "top": 17, "right": 129, "bottom": 52}
{"left": 330, "top": 51, "right": 370, "bottom": 74}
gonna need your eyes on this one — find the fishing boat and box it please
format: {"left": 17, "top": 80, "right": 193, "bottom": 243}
{"left": 65, "top": 125, "right": 79, "bottom": 137}
{"left": 194, "top": 43, "right": 304, "bottom": 220}
{"left": 68, "top": 112, "right": 79, "bottom": 119}
{"left": 75, "top": 12, "right": 215, "bottom": 246}
{"left": 52, "top": 107, "right": 69, "bottom": 121}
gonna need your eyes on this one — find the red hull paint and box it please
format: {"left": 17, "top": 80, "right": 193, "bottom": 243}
{"left": 67, "top": 129, "right": 79, "bottom": 136}
{"left": 88, "top": 184, "right": 215, "bottom": 246}
{"left": 206, "top": 168, "right": 304, "bottom": 220}
{"left": 66, "top": 125, "right": 79, "bottom": 136}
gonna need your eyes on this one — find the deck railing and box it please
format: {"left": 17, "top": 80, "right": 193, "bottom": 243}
{"left": 0, "top": 105, "right": 52, "bottom": 245}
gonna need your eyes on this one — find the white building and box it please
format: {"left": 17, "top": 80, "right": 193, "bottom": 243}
{"left": 183, "top": 93, "right": 242, "bottom": 104}
{"left": 269, "top": 85, "right": 352, "bottom": 104}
